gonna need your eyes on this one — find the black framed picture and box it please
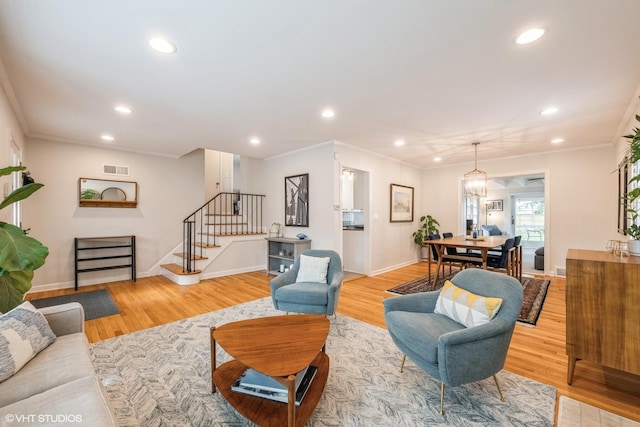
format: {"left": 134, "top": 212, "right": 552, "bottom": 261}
{"left": 285, "top": 173, "right": 309, "bottom": 227}
{"left": 618, "top": 163, "right": 628, "bottom": 234}
{"left": 390, "top": 183, "right": 414, "bottom": 222}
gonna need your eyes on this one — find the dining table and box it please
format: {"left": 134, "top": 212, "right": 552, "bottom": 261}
{"left": 424, "top": 235, "right": 509, "bottom": 285}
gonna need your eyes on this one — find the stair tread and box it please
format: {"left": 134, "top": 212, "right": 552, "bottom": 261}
{"left": 194, "top": 242, "right": 221, "bottom": 248}
{"left": 161, "top": 263, "right": 201, "bottom": 275}
{"left": 173, "top": 252, "right": 208, "bottom": 260}
{"left": 205, "top": 222, "right": 248, "bottom": 226}
{"left": 205, "top": 213, "right": 241, "bottom": 217}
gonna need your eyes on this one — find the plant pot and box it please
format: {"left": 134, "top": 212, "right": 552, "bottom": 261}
{"left": 630, "top": 239, "right": 640, "bottom": 256}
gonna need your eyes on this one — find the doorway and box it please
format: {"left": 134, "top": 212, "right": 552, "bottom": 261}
{"left": 340, "top": 167, "right": 371, "bottom": 277}
{"left": 512, "top": 195, "right": 545, "bottom": 273}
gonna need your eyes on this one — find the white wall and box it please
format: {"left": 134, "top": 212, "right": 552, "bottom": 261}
{"left": 22, "top": 138, "right": 206, "bottom": 290}
{"left": 423, "top": 145, "right": 617, "bottom": 275}
{"left": 0, "top": 85, "right": 25, "bottom": 225}
{"left": 262, "top": 142, "right": 338, "bottom": 250}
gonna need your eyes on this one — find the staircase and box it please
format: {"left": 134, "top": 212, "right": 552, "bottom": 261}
{"left": 160, "top": 192, "right": 266, "bottom": 285}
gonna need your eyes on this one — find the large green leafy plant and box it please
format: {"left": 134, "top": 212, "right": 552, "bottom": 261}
{"left": 620, "top": 114, "right": 640, "bottom": 239}
{"left": 0, "top": 166, "right": 48, "bottom": 313}
{"left": 412, "top": 215, "right": 440, "bottom": 246}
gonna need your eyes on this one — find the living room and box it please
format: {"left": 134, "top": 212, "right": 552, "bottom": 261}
{"left": 1, "top": 1, "right": 640, "bottom": 425}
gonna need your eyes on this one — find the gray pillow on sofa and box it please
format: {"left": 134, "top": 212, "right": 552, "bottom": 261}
{"left": 0, "top": 301, "right": 56, "bottom": 382}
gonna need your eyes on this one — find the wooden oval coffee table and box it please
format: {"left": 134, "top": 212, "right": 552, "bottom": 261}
{"left": 210, "top": 315, "right": 330, "bottom": 427}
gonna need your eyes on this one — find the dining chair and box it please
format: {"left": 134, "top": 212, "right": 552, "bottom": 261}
{"left": 509, "top": 235, "right": 522, "bottom": 281}
{"left": 428, "top": 234, "right": 457, "bottom": 274}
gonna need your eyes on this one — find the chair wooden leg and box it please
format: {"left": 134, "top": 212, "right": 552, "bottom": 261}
{"left": 400, "top": 355, "right": 406, "bottom": 373}
{"left": 439, "top": 382, "right": 445, "bottom": 415}
{"left": 493, "top": 374, "right": 506, "bottom": 402}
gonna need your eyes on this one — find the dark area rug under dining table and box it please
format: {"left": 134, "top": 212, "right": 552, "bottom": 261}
{"left": 386, "top": 269, "right": 551, "bottom": 326}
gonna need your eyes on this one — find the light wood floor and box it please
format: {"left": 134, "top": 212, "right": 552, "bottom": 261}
{"left": 27, "top": 263, "right": 640, "bottom": 423}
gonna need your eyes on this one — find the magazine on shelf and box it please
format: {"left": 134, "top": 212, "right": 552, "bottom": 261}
{"left": 231, "top": 365, "right": 318, "bottom": 406}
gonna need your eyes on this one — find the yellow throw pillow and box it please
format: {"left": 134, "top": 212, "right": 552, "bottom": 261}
{"left": 434, "top": 280, "right": 503, "bottom": 327}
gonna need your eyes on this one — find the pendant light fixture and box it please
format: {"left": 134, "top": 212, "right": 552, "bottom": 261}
{"left": 463, "top": 142, "right": 487, "bottom": 197}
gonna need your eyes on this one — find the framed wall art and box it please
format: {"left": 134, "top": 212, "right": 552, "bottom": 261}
{"left": 486, "top": 199, "right": 503, "bottom": 212}
{"left": 285, "top": 173, "right": 309, "bottom": 227}
{"left": 618, "top": 163, "right": 628, "bottom": 234}
{"left": 390, "top": 183, "right": 414, "bottom": 222}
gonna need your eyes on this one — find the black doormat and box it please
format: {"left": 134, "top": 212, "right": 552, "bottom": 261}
{"left": 29, "top": 289, "right": 120, "bottom": 321}
{"left": 386, "top": 271, "right": 550, "bottom": 326}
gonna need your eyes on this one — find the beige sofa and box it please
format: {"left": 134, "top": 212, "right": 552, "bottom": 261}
{"left": 0, "top": 303, "right": 116, "bottom": 426}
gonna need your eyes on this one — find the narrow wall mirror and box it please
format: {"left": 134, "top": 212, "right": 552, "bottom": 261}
{"left": 79, "top": 178, "right": 138, "bottom": 208}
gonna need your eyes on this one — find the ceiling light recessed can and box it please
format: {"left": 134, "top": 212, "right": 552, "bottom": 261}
{"left": 516, "top": 28, "right": 546, "bottom": 45}
{"left": 321, "top": 109, "right": 335, "bottom": 119}
{"left": 250, "top": 138, "right": 260, "bottom": 145}
{"left": 149, "top": 37, "right": 177, "bottom": 54}
{"left": 101, "top": 134, "right": 115, "bottom": 141}
{"left": 551, "top": 138, "right": 564, "bottom": 144}
{"left": 394, "top": 139, "right": 405, "bottom": 147}
{"left": 540, "top": 106, "right": 559, "bottom": 115}
{"left": 114, "top": 105, "right": 132, "bottom": 114}
{"left": 434, "top": 157, "right": 442, "bottom": 162}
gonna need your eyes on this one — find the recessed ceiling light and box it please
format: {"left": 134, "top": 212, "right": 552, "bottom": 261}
{"left": 321, "top": 109, "right": 335, "bottom": 119}
{"left": 114, "top": 105, "right": 132, "bottom": 114}
{"left": 101, "top": 134, "right": 114, "bottom": 141}
{"left": 551, "top": 138, "right": 564, "bottom": 144}
{"left": 516, "top": 28, "right": 546, "bottom": 45}
{"left": 250, "top": 138, "right": 260, "bottom": 145}
{"left": 394, "top": 139, "right": 405, "bottom": 147}
{"left": 434, "top": 157, "right": 442, "bottom": 162}
{"left": 540, "top": 106, "right": 559, "bottom": 115}
{"left": 149, "top": 37, "right": 177, "bottom": 54}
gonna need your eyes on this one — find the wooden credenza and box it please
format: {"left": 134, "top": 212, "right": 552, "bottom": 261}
{"left": 565, "top": 249, "right": 640, "bottom": 384}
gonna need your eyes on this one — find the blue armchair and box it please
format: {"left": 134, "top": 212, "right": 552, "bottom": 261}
{"left": 270, "top": 249, "right": 343, "bottom": 316}
{"left": 383, "top": 269, "right": 523, "bottom": 415}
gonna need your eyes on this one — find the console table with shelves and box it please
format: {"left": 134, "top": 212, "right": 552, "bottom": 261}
{"left": 565, "top": 249, "right": 640, "bottom": 384}
{"left": 74, "top": 235, "right": 136, "bottom": 290}
{"left": 266, "top": 237, "right": 311, "bottom": 275}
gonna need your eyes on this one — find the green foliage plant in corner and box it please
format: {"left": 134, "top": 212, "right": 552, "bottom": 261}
{"left": 0, "top": 166, "right": 48, "bottom": 313}
{"left": 620, "top": 114, "right": 640, "bottom": 241}
{"left": 412, "top": 214, "right": 440, "bottom": 247}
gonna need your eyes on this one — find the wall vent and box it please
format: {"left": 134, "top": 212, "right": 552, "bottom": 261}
{"left": 103, "top": 164, "right": 129, "bottom": 176}
{"left": 555, "top": 266, "right": 566, "bottom": 277}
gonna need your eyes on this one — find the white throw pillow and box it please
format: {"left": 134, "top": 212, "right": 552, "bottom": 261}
{"left": 434, "top": 280, "right": 503, "bottom": 328}
{"left": 295, "top": 254, "right": 331, "bottom": 284}
{"left": 0, "top": 301, "right": 56, "bottom": 383}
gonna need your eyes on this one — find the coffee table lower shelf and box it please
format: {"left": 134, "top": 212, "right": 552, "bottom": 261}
{"left": 212, "top": 351, "right": 329, "bottom": 427}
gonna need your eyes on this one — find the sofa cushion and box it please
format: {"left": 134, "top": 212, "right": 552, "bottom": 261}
{"left": 0, "top": 301, "right": 56, "bottom": 383}
{"left": 295, "top": 254, "right": 330, "bottom": 284}
{"left": 0, "top": 375, "right": 117, "bottom": 426}
{"left": 0, "top": 333, "right": 94, "bottom": 407}
{"left": 385, "top": 311, "right": 464, "bottom": 364}
{"left": 276, "top": 283, "right": 329, "bottom": 305}
{"left": 434, "top": 280, "right": 503, "bottom": 328}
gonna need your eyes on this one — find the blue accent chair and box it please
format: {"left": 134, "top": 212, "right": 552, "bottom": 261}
{"left": 383, "top": 268, "right": 523, "bottom": 415}
{"left": 270, "top": 249, "right": 343, "bottom": 316}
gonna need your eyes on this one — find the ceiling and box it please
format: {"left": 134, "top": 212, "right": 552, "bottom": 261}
{"left": 1, "top": 0, "right": 640, "bottom": 168}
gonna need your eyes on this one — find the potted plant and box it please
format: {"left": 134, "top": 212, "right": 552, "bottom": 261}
{"left": 620, "top": 114, "right": 640, "bottom": 255}
{"left": 413, "top": 215, "right": 440, "bottom": 259}
{"left": 0, "top": 166, "right": 49, "bottom": 313}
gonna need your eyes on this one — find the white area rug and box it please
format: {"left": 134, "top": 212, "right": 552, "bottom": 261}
{"left": 558, "top": 396, "right": 640, "bottom": 427}
{"left": 91, "top": 297, "right": 556, "bottom": 426}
